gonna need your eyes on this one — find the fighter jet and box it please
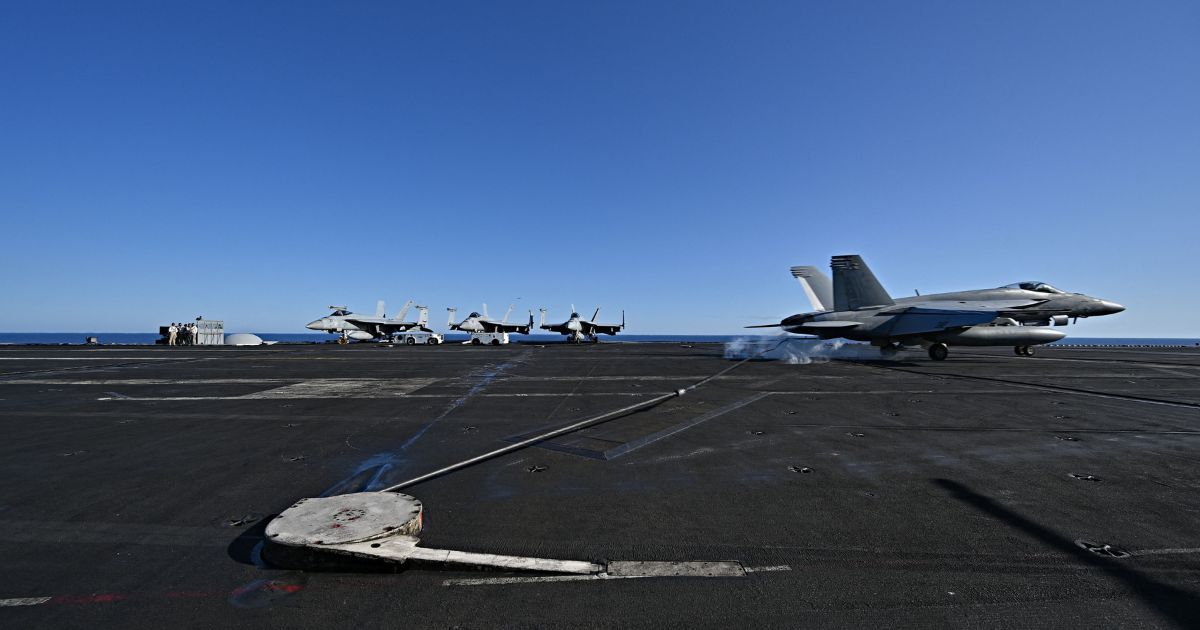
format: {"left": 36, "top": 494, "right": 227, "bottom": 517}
{"left": 790, "top": 265, "right": 1124, "bottom": 326}
{"left": 753, "top": 255, "right": 1122, "bottom": 360}
{"left": 306, "top": 300, "right": 433, "bottom": 344}
{"left": 539, "top": 306, "right": 626, "bottom": 343}
{"left": 447, "top": 304, "right": 534, "bottom": 335}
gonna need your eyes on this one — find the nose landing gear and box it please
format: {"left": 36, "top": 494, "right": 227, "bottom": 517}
{"left": 1014, "top": 345, "right": 1036, "bottom": 357}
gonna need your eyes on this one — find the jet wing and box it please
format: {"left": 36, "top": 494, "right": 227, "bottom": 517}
{"left": 589, "top": 324, "right": 623, "bottom": 336}
{"left": 879, "top": 307, "right": 1000, "bottom": 337}
{"left": 880, "top": 300, "right": 1041, "bottom": 314}
{"left": 345, "top": 316, "right": 419, "bottom": 333}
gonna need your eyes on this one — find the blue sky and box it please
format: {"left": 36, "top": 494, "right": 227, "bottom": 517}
{"left": 2, "top": 1, "right": 1197, "bottom": 335}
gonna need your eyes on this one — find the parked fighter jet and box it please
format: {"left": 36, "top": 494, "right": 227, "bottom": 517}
{"left": 306, "top": 300, "right": 433, "bottom": 343}
{"left": 447, "top": 304, "right": 534, "bottom": 334}
{"left": 752, "top": 255, "right": 1124, "bottom": 360}
{"left": 539, "top": 306, "right": 625, "bottom": 343}
{"left": 790, "top": 265, "right": 1124, "bottom": 326}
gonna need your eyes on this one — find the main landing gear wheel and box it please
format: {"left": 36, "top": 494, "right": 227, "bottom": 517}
{"left": 406, "top": 336, "right": 416, "bottom": 345}
{"left": 1014, "top": 345, "right": 1036, "bottom": 357}
{"left": 337, "top": 337, "right": 348, "bottom": 345}
{"left": 928, "top": 343, "right": 949, "bottom": 361}
{"left": 879, "top": 344, "right": 899, "bottom": 358}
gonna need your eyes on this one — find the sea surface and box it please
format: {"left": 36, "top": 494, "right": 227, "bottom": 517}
{"left": 0, "top": 332, "right": 1196, "bottom": 347}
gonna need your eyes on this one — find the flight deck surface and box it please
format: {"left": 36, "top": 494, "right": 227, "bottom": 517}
{"left": 1, "top": 342, "right": 1198, "bottom": 628}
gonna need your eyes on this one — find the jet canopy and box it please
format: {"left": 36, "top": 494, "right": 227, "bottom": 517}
{"left": 469, "top": 312, "right": 481, "bottom": 318}
{"left": 1005, "top": 281, "right": 1065, "bottom": 294}
{"left": 570, "top": 312, "right": 580, "bottom": 319}
{"left": 330, "top": 309, "right": 351, "bottom": 316}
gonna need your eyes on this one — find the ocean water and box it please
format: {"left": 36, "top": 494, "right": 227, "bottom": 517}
{"left": 0, "top": 332, "right": 1195, "bottom": 347}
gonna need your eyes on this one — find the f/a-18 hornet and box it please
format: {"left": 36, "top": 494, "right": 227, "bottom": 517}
{"left": 306, "top": 300, "right": 433, "bottom": 343}
{"left": 539, "top": 306, "right": 625, "bottom": 343}
{"left": 753, "top": 255, "right": 1124, "bottom": 360}
{"left": 447, "top": 304, "right": 534, "bottom": 334}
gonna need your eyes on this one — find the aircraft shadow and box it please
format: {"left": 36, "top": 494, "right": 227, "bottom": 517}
{"left": 933, "top": 478, "right": 1200, "bottom": 628}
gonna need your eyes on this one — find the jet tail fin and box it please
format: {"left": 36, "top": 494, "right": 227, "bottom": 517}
{"left": 831, "top": 255, "right": 894, "bottom": 310}
{"left": 447, "top": 307, "right": 457, "bottom": 327}
{"left": 376, "top": 300, "right": 386, "bottom": 318}
{"left": 395, "top": 299, "right": 413, "bottom": 322}
{"left": 416, "top": 306, "right": 429, "bottom": 327}
{"left": 538, "top": 308, "right": 547, "bottom": 327}
{"left": 591, "top": 307, "right": 601, "bottom": 321}
{"left": 790, "top": 266, "right": 833, "bottom": 312}
{"left": 501, "top": 304, "right": 514, "bottom": 323}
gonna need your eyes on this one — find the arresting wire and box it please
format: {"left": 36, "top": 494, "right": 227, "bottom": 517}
{"left": 381, "top": 337, "right": 790, "bottom": 493}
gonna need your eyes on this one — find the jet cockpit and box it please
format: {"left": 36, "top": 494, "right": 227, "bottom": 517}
{"left": 1004, "top": 282, "right": 1065, "bottom": 294}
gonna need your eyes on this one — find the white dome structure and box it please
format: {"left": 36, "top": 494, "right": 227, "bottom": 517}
{"left": 224, "top": 333, "right": 265, "bottom": 346}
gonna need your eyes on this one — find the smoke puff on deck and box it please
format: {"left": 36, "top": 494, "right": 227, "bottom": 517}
{"left": 723, "top": 335, "right": 890, "bottom": 363}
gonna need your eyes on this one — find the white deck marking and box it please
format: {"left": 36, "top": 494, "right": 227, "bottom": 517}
{"left": 443, "top": 574, "right": 624, "bottom": 586}
{"left": 0, "top": 597, "right": 51, "bottom": 607}
{"left": 443, "top": 562, "right": 790, "bottom": 587}
{"left": 243, "top": 378, "right": 437, "bottom": 399}
{"left": 93, "top": 378, "right": 438, "bottom": 400}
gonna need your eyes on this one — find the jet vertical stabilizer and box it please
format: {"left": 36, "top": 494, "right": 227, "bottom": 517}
{"left": 831, "top": 255, "right": 895, "bottom": 311}
{"left": 790, "top": 266, "right": 833, "bottom": 312}
{"left": 394, "top": 300, "right": 414, "bottom": 322}
{"left": 375, "top": 300, "right": 386, "bottom": 318}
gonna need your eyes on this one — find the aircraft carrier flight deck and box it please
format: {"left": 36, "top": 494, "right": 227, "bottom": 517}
{"left": 2, "top": 342, "right": 1199, "bottom": 628}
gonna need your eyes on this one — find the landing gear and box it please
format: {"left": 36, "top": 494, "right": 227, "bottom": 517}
{"left": 337, "top": 336, "right": 349, "bottom": 345}
{"left": 879, "top": 343, "right": 900, "bottom": 358}
{"left": 928, "top": 343, "right": 949, "bottom": 361}
{"left": 1014, "top": 345, "right": 1036, "bottom": 357}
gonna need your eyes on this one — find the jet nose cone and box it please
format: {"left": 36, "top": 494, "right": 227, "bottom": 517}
{"left": 305, "top": 319, "right": 324, "bottom": 330}
{"left": 1098, "top": 300, "right": 1125, "bottom": 315}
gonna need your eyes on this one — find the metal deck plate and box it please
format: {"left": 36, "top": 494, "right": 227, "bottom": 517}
{"left": 265, "top": 492, "right": 423, "bottom": 547}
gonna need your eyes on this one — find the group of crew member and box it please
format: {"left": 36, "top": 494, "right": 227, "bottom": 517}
{"left": 166, "top": 322, "right": 201, "bottom": 346}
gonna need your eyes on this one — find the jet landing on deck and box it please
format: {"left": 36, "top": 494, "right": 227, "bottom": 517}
{"left": 754, "top": 255, "right": 1125, "bottom": 360}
